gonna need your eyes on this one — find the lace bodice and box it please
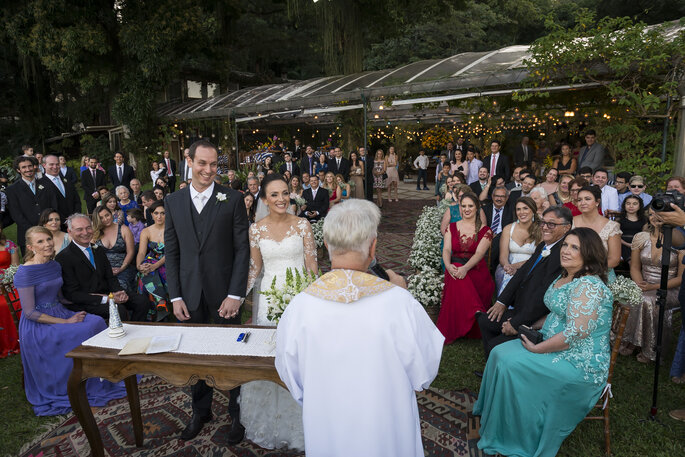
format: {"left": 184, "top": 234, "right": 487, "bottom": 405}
{"left": 247, "top": 217, "right": 317, "bottom": 325}
{"left": 597, "top": 220, "right": 622, "bottom": 250}
{"left": 542, "top": 275, "right": 613, "bottom": 385}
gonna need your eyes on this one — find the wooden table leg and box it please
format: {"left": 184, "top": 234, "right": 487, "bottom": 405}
{"left": 67, "top": 359, "right": 105, "bottom": 457}
{"left": 124, "top": 375, "right": 144, "bottom": 447}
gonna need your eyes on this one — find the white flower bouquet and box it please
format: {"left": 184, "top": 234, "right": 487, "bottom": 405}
{"left": 261, "top": 267, "right": 320, "bottom": 323}
{"left": 608, "top": 275, "right": 642, "bottom": 306}
{"left": 0, "top": 265, "right": 19, "bottom": 285}
{"left": 407, "top": 268, "right": 444, "bottom": 307}
{"left": 311, "top": 218, "right": 325, "bottom": 248}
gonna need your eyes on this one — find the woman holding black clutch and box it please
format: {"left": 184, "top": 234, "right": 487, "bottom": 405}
{"left": 474, "top": 227, "right": 613, "bottom": 457}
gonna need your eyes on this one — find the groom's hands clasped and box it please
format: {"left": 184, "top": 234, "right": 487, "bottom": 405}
{"left": 219, "top": 297, "right": 241, "bottom": 320}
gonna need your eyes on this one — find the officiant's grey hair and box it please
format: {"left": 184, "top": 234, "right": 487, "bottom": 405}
{"left": 324, "top": 199, "right": 381, "bottom": 256}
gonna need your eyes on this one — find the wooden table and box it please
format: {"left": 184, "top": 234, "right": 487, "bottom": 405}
{"left": 66, "top": 323, "right": 284, "bottom": 457}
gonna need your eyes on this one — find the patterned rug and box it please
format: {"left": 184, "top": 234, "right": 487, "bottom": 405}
{"left": 19, "top": 376, "right": 483, "bottom": 457}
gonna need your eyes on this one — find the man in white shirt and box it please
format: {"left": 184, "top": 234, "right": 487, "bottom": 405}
{"left": 276, "top": 199, "right": 443, "bottom": 457}
{"left": 593, "top": 168, "right": 619, "bottom": 214}
{"left": 506, "top": 166, "right": 523, "bottom": 191}
{"left": 466, "top": 148, "right": 482, "bottom": 185}
{"left": 413, "top": 149, "right": 430, "bottom": 190}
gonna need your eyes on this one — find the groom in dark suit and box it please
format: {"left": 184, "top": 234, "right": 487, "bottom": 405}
{"left": 476, "top": 206, "right": 572, "bottom": 359}
{"left": 165, "top": 139, "right": 250, "bottom": 443}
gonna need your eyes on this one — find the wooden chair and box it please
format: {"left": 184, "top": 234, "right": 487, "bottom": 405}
{"left": 1, "top": 282, "right": 20, "bottom": 330}
{"left": 584, "top": 302, "right": 631, "bottom": 456}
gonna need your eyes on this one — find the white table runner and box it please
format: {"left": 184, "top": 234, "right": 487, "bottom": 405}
{"left": 82, "top": 324, "right": 277, "bottom": 357}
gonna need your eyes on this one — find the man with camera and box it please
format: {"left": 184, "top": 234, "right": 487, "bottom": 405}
{"left": 651, "top": 190, "right": 685, "bottom": 423}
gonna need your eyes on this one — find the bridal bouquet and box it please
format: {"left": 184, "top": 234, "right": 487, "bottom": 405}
{"left": 261, "top": 267, "right": 320, "bottom": 323}
{"left": 311, "top": 218, "right": 325, "bottom": 248}
{"left": 608, "top": 275, "right": 642, "bottom": 306}
{"left": 0, "top": 265, "right": 19, "bottom": 285}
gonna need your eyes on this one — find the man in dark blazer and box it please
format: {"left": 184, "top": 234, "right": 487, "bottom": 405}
{"left": 59, "top": 155, "right": 77, "bottom": 183}
{"left": 6, "top": 155, "right": 58, "bottom": 253}
{"left": 512, "top": 136, "right": 534, "bottom": 168}
{"left": 483, "top": 186, "right": 513, "bottom": 273}
{"left": 107, "top": 151, "right": 136, "bottom": 191}
{"left": 278, "top": 152, "right": 300, "bottom": 176}
{"left": 162, "top": 150, "right": 177, "bottom": 191}
{"left": 299, "top": 175, "right": 328, "bottom": 222}
{"left": 327, "top": 147, "right": 350, "bottom": 180}
{"left": 178, "top": 148, "right": 191, "bottom": 183}
{"left": 506, "top": 172, "right": 536, "bottom": 213}
{"left": 476, "top": 206, "right": 572, "bottom": 359}
{"left": 469, "top": 166, "right": 489, "bottom": 196}
{"left": 292, "top": 139, "right": 303, "bottom": 160}
{"left": 56, "top": 214, "right": 148, "bottom": 321}
{"left": 81, "top": 157, "right": 107, "bottom": 214}
{"left": 300, "top": 146, "right": 317, "bottom": 177}
{"left": 577, "top": 129, "right": 605, "bottom": 172}
{"left": 39, "top": 154, "right": 81, "bottom": 228}
{"left": 484, "top": 140, "right": 510, "bottom": 180}
{"left": 165, "top": 140, "right": 249, "bottom": 444}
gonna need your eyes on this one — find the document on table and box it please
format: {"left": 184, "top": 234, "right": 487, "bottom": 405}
{"left": 118, "top": 335, "right": 181, "bottom": 355}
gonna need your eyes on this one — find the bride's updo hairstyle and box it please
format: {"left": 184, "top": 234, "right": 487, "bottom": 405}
{"left": 324, "top": 199, "right": 381, "bottom": 256}
{"left": 258, "top": 173, "right": 289, "bottom": 200}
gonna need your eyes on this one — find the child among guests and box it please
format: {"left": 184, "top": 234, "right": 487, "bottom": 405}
{"left": 127, "top": 208, "right": 146, "bottom": 244}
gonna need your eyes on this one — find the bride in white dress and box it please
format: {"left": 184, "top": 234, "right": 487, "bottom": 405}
{"left": 242, "top": 174, "right": 318, "bottom": 451}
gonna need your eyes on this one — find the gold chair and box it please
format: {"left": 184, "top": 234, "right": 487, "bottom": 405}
{"left": 584, "top": 302, "right": 631, "bottom": 456}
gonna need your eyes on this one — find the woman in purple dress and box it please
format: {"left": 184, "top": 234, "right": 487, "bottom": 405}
{"left": 15, "top": 226, "right": 126, "bottom": 416}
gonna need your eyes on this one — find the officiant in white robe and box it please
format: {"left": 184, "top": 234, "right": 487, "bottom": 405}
{"left": 275, "top": 199, "right": 444, "bottom": 457}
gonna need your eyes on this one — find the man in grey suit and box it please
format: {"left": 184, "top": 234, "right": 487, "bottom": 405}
{"left": 577, "top": 129, "right": 605, "bottom": 171}
{"left": 165, "top": 140, "right": 250, "bottom": 443}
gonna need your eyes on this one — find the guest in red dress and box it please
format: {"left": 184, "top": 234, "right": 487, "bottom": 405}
{"left": 0, "top": 227, "right": 21, "bottom": 358}
{"left": 437, "top": 193, "right": 495, "bottom": 343}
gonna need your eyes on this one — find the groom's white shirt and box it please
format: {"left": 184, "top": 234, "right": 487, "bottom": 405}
{"left": 276, "top": 269, "right": 444, "bottom": 457}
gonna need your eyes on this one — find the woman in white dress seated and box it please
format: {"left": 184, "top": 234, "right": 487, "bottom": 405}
{"left": 495, "top": 197, "right": 541, "bottom": 293}
{"left": 242, "top": 173, "right": 318, "bottom": 451}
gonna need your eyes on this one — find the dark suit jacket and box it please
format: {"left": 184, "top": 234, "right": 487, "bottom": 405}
{"left": 38, "top": 175, "right": 81, "bottom": 223}
{"left": 279, "top": 161, "right": 300, "bottom": 176}
{"left": 300, "top": 155, "right": 317, "bottom": 176}
{"left": 56, "top": 242, "right": 122, "bottom": 307}
{"left": 107, "top": 164, "right": 136, "bottom": 190}
{"left": 164, "top": 184, "right": 250, "bottom": 311}
{"left": 178, "top": 158, "right": 190, "bottom": 182}
{"left": 328, "top": 157, "right": 350, "bottom": 180}
{"left": 483, "top": 203, "right": 514, "bottom": 230}
{"left": 512, "top": 144, "right": 534, "bottom": 167}
{"left": 81, "top": 168, "right": 107, "bottom": 210}
{"left": 60, "top": 167, "right": 77, "bottom": 183}
{"left": 484, "top": 154, "right": 510, "bottom": 180}
{"left": 6, "top": 179, "right": 58, "bottom": 247}
{"left": 470, "top": 181, "right": 486, "bottom": 196}
{"left": 299, "top": 186, "right": 329, "bottom": 220}
{"left": 497, "top": 240, "right": 565, "bottom": 329}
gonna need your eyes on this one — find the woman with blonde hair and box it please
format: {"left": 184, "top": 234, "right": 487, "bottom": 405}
{"left": 322, "top": 171, "right": 342, "bottom": 207}
{"left": 372, "top": 149, "right": 387, "bottom": 208}
{"left": 385, "top": 146, "right": 400, "bottom": 202}
{"left": 335, "top": 174, "right": 351, "bottom": 201}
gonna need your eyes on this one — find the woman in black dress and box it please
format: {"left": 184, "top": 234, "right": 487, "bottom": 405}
{"left": 618, "top": 195, "right": 646, "bottom": 263}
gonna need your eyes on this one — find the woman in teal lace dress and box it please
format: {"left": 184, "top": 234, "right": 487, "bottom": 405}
{"left": 474, "top": 227, "right": 613, "bottom": 457}
{"left": 136, "top": 201, "right": 168, "bottom": 321}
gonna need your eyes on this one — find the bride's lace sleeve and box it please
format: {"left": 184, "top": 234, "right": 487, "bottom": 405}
{"left": 298, "top": 218, "right": 318, "bottom": 273}
{"left": 246, "top": 224, "right": 263, "bottom": 295}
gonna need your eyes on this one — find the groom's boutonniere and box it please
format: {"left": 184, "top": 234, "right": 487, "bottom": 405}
{"left": 541, "top": 248, "right": 550, "bottom": 258}
{"left": 215, "top": 192, "right": 228, "bottom": 204}
{"left": 38, "top": 184, "right": 44, "bottom": 190}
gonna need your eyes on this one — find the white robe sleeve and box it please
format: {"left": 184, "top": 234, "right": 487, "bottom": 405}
{"left": 275, "top": 305, "right": 304, "bottom": 405}
{"left": 400, "top": 297, "right": 445, "bottom": 391}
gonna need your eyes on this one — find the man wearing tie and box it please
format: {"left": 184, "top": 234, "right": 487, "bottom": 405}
{"left": 299, "top": 175, "right": 328, "bottom": 222}
{"left": 278, "top": 152, "right": 300, "bottom": 176}
{"left": 107, "top": 152, "right": 136, "bottom": 192}
{"left": 292, "top": 139, "right": 303, "bottom": 160}
{"left": 178, "top": 148, "right": 192, "bottom": 183}
{"left": 299, "top": 146, "right": 316, "bottom": 177}
{"left": 443, "top": 142, "right": 456, "bottom": 164}
{"left": 6, "top": 155, "right": 58, "bottom": 254}
{"left": 39, "top": 154, "right": 81, "bottom": 229}
{"left": 163, "top": 150, "right": 177, "bottom": 191}
{"left": 484, "top": 140, "right": 510, "bottom": 179}
{"left": 512, "top": 136, "right": 533, "bottom": 168}
{"left": 58, "top": 155, "right": 77, "bottom": 183}
{"left": 483, "top": 186, "right": 513, "bottom": 274}
{"left": 327, "top": 147, "right": 350, "bottom": 181}
{"left": 476, "top": 206, "right": 571, "bottom": 358}
{"left": 81, "top": 157, "right": 107, "bottom": 215}
{"left": 577, "top": 129, "right": 605, "bottom": 171}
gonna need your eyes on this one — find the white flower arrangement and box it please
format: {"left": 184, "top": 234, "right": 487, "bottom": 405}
{"left": 608, "top": 275, "right": 642, "bottom": 306}
{"left": 215, "top": 192, "right": 227, "bottom": 203}
{"left": 407, "top": 268, "right": 444, "bottom": 307}
{"left": 408, "top": 205, "right": 446, "bottom": 272}
{"left": 0, "top": 265, "right": 19, "bottom": 285}
{"left": 261, "top": 266, "right": 320, "bottom": 323}
{"left": 311, "top": 218, "right": 325, "bottom": 248}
